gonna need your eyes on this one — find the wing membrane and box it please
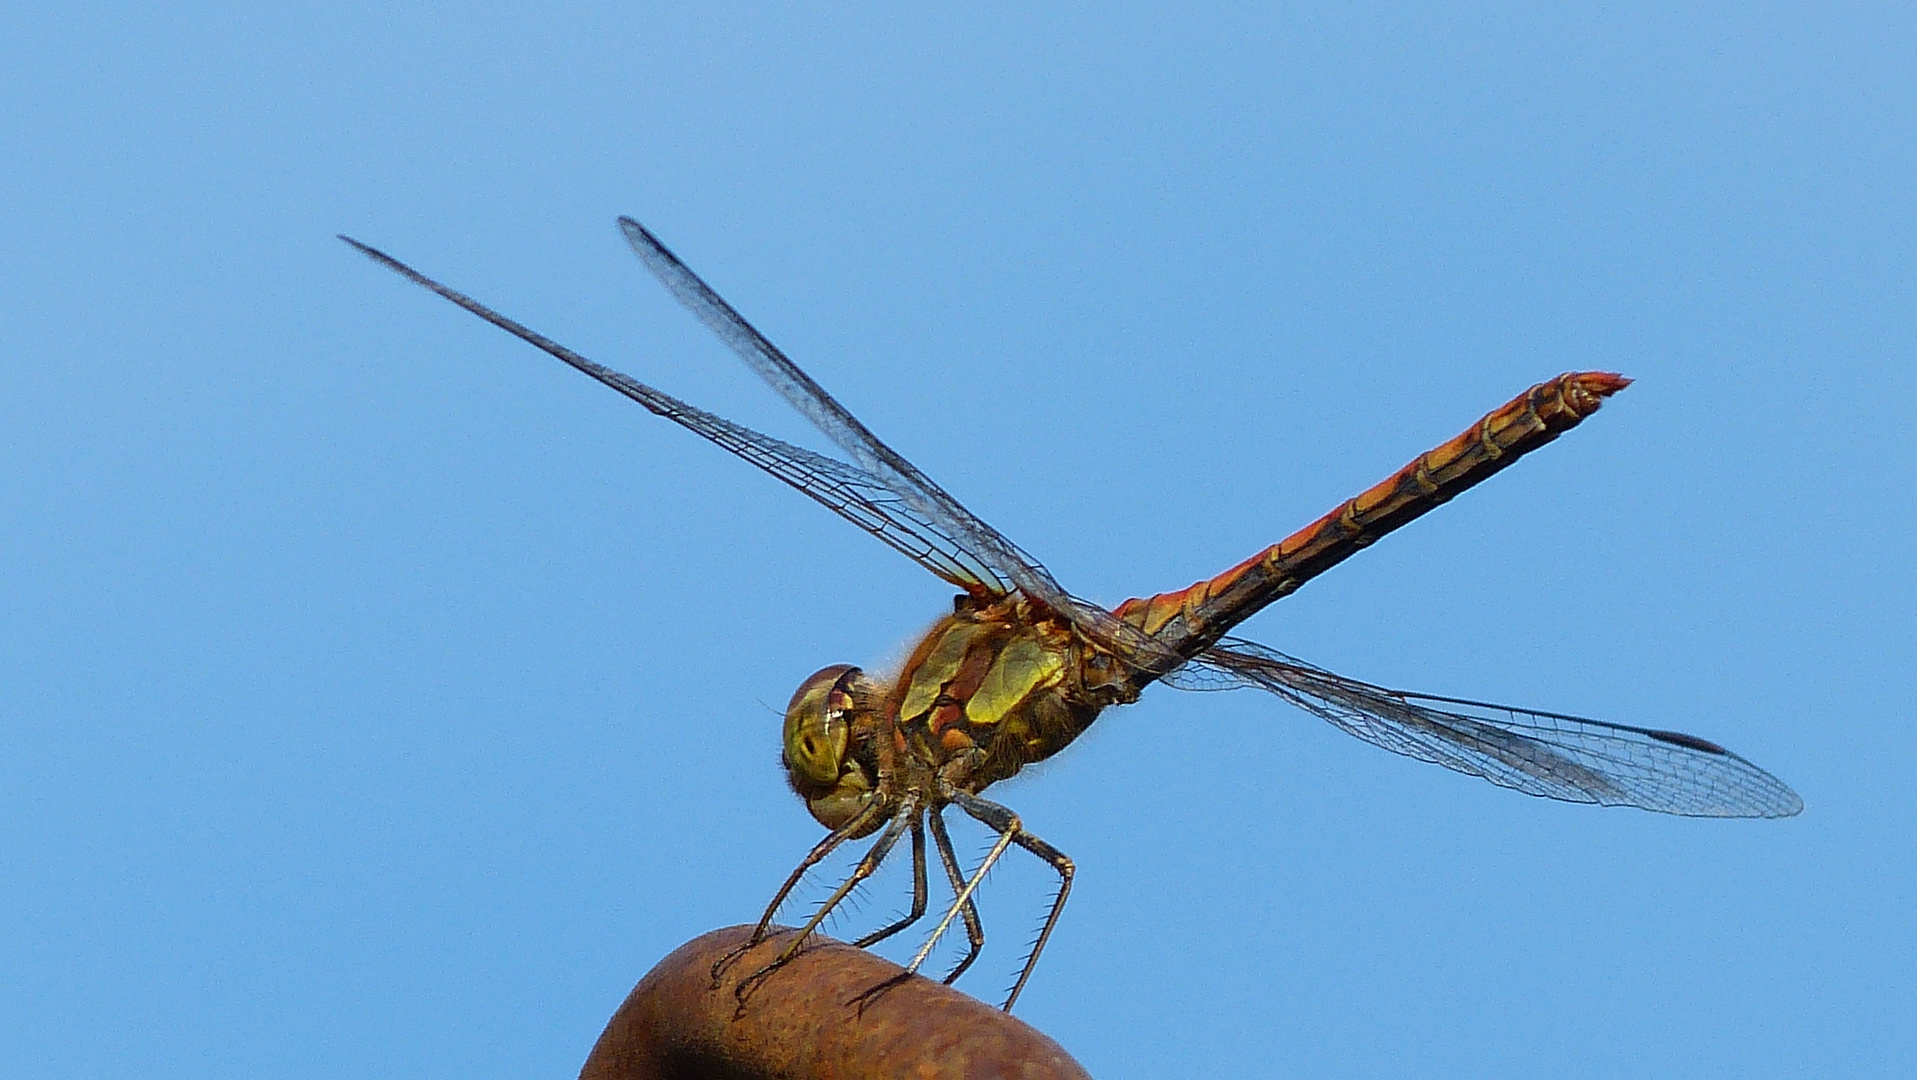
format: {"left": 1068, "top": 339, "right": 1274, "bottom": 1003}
{"left": 617, "top": 220, "right": 1054, "bottom": 601}
{"left": 1169, "top": 639, "right": 1803, "bottom": 818}
{"left": 616, "top": 220, "right": 1186, "bottom": 668}
{"left": 340, "top": 236, "right": 1009, "bottom": 593}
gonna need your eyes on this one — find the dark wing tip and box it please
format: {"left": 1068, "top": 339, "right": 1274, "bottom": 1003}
{"left": 1645, "top": 729, "right": 1727, "bottom": 754}
{"left": 617, "top": 217, "right": 700, "bottom": 282}
{"left": 616, "top": 216, "right": 656, "bottom": 245}
{"left": 338, "top": 234, "right": 409, "bottom": 276}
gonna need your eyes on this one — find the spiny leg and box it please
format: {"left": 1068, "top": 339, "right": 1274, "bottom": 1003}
{"left": 899, "top": 789, "right": 1020, "bottom": 992}
{"left": 848, "top": 801, "right": 994, "bottom": 1014}
{"left": 734, "top": 799, "right": 921, "bottom": 1007}
{"left": 997, "top": 830, "right": 1073, "bottom": 1012}
{"left": 948, "top": 789, "right": 1073, "bottom": 1012}
{"left": 927, "top": 805, "right": 985, "bottom": 984}
{"left": 851, "top": 816, "right": 927, "bottom": 949}
{"left": 713, "top": 798, "right": 884, "bottom": 985}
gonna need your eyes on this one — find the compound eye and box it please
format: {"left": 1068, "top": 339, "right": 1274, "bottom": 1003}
{"left": 782, "top": 665, "right": 861, "bottom": 789}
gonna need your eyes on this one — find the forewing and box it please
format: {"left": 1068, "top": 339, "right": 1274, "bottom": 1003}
{"left": 341, "top": 236, "right": 1011, "bottom": 594}
{"left": 1169, "top": 639, "right": 1803, "bottom": 818}
{"left": 617, "top": 219, "right": 1189, "bottom": 668}
{"left": 617, "top": 219, "right": 1061, "bottom": 602}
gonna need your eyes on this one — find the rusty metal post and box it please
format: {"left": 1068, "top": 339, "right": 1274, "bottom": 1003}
{"left": 580, "top": 926, "right": 1092, "bottom": 1080}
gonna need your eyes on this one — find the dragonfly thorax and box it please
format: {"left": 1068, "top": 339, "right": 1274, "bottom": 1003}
{"left": 889, "top": 605, "right": 1133, "bottom": 791}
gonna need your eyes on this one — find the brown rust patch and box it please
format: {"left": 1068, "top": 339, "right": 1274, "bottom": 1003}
{"left": 580, "top": 925, "right": 1092, "bottom": 1080}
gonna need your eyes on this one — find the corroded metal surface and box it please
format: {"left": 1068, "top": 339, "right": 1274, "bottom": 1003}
{"left": 579, "top": 926, "right": 1092, "bottom": 1080}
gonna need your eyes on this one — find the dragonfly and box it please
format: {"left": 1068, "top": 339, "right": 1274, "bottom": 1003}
{"left": 343, "top": 220, "right": 1803, "bottom": 1013}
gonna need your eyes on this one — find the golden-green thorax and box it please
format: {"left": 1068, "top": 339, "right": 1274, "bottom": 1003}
{"left": 892, "top": 607, "right": 1091, "bottom": 789}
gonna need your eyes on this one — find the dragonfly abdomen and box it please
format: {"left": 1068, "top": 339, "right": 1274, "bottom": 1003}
{"left": 1117, "top": 372, "right": 1630, "bottom": 673}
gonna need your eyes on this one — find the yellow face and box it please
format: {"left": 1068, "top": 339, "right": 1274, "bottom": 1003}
{"left": 782, "top": 665, "right": 880, "bottom": 831}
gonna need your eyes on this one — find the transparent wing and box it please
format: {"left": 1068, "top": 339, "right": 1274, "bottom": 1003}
{"left": 616, "top": 220, "right": 1056, "bottom": 598}
{"left": 340, "top": 236, "right": 1010, "bottom": 594}
{"left": 1168, "top": 638, "right": 1803, "bottom": 818}
{"left": 617, "top": 219, "right": 1184, "bottom": 667}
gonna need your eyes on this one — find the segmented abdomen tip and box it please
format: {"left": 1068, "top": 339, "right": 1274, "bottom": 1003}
{"left": 1575, "top": 371, "right": 1633, "bottom": 395}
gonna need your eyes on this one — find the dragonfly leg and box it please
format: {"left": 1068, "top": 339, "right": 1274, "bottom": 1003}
{"left": 850, "top": 816, "right": 928, "bottom": 949}
{"left": 713, "top": 798, "right": 885, "bottom": 986}
{"left": 944, "top": 789, "right": 1073, "bottom": 1012}
{"left": 895, "top": 787, "right": 1050, "bottom": 1007}
{"left": 847, "top": 800, "right": 995, "bottom": 1015}
{"left": 927, "top": 805, "right": 985, "bottom": 984}
{"left": 733, "top": 798, "right": 922, "bottom": 1008}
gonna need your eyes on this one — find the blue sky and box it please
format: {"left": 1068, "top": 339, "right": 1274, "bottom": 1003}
{"left": 4, "top": 4, "right": 1912, "bottom": 1077}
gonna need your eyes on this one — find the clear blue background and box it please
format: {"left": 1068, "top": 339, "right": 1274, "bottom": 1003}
{"left": 4, "top": 4, "right": 1911, "bottom": 1077}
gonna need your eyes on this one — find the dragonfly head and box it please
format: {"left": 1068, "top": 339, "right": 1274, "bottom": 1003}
{"left": 783, "top": 664, "right": 883, "bottom": 831}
